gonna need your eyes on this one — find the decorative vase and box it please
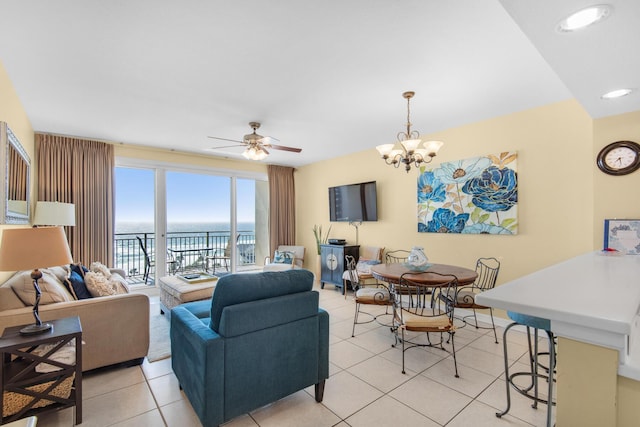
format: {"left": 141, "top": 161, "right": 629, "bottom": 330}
{"left": 407, "top": 246, "right": 429, "bottom": 268}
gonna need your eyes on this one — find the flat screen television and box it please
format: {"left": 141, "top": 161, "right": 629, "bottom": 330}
{"left": 329, "top": 181, "right": 378, "bottom": 222}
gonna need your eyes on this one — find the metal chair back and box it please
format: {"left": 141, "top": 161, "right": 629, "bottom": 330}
{"left": 385, "top": 249, "right": 410, "bottom": 264}
{"left": 473, "top": 257, "right": 500, "bottom": 292}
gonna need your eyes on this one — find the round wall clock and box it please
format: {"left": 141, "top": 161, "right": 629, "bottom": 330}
{"left": 596, "top": 140, "right": 640, "bottom": 176}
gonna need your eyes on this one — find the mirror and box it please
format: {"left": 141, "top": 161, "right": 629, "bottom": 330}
{"left": 0, "top": 122, "right": 30, "bottom": 224}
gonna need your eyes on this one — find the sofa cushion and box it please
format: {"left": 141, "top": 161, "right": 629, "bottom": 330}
{"left": 0, "top": 285, "right": 26, "bottom": 310}
{"left": 209, "top": 269, "right": 314, "bottom": 332}
{"left": 6, "top": 270, "right": 74, "bottom": 305}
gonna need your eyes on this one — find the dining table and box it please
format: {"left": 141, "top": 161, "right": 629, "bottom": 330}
{"left": 370, "top": 262, "right": 478, "bottom": 287}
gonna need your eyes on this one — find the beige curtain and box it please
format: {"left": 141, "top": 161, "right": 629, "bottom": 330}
{"left": 36, "top": 134, "right": 114, "bottom": 266}
{"left": 268, "top": 165, "right": 296, "bottom": 255}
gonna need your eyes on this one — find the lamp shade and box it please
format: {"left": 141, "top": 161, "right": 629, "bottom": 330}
{"left": 33, "top": 201, "right": 76, "bottom": 226}
{"left": 0, "top": 227, "right": 73, "bottom": 271}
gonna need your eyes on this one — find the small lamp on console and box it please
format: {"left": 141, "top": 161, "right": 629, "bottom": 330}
{"left": 0, "top": 227, "right": 73, "bottom": 334}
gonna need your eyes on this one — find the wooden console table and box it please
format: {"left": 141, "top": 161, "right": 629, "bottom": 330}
{"left": 0, "top": 316, "right": 82, "bottom": 425}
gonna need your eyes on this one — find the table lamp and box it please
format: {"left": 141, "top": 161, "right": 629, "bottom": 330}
{"left": 33, "top": 201, "right": 76, "bottom": 226}
{"left": 0, "top": 227, "right": 73, "bottom": 334}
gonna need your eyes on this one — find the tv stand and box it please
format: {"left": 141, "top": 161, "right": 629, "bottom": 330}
{"left": 319, "top": 244, "right": 359, "bottom": 294}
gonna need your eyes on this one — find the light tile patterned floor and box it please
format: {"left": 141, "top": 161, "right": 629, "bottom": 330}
{"left": 36, "top": 282, "right": 554, "bottom": 426}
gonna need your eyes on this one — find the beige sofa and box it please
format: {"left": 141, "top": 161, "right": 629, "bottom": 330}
{"left": 0, "top": 267, "right": 150, "bottom": 371}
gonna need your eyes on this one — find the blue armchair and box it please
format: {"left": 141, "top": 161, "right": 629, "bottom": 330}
{"left": 170, "top": 269, "right": 329, "bottom": 427}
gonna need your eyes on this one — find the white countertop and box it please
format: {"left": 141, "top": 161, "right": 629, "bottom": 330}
{"left": 475, "top": 251, "right": 640, "bottom": 379}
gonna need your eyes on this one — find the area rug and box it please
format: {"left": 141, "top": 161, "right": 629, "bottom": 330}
{"left": 147, "top": 311, "right": 171, "bottom": 362}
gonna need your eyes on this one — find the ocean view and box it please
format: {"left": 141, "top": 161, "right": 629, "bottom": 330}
{"left": 116, "top": 221, "right": 256, "bottom": 235}
{"left": 114, "top": 221, "right": 257, "bottom": 278}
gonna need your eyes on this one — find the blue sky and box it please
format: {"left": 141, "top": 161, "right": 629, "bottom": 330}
{"left": 115, "top": 168, "right": 255, "bottom": 223}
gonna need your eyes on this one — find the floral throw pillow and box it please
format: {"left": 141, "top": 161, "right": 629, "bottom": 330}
{"left": 273, "top": 250, "right": 294, "bottom": 264}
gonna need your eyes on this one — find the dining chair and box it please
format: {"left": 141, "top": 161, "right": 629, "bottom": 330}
{"left": 451, "top": 257, "right": 501, "bottom": 343}
{"left": 391, "top": 272, "right": 459, "bottom": 377}
{"left": 385, "top": 249, "right": 424, "bottom": 307}
{"left": 344, "top": 254, "right": 393, "bottom": 337}
{"left": 342, "top": 246, "right": 384, "bottom": 298}
{"left": 385, "top": 249, "right": 410, "bottom": 264}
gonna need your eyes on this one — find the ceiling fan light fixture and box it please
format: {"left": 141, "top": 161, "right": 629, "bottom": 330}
{"left": 556, "top": 5, "right": 612, "bottom": 32}
{"left": 601, "top": 88, "right": 635, "bottom": 100}
{"left": 242, "top": 145, "right": 268, "bottom": 161}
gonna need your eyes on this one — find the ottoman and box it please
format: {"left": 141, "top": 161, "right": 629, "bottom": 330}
{"left": 158, "top": 275, "right": 217, "bottom": 315}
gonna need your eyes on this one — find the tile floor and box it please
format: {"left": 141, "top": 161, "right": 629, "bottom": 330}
{"left": 35, "top": 283, "right": 555, "bottom": 427}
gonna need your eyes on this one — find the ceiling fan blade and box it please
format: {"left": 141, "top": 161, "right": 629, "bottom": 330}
{"left": 205, "top": 144, "right": 245, "bottom": 150}
{"left": 207, "top": 136, "right": 244, "bottom": 144}
{"left": 258, "top": 135, "right": 280, "bottom": 145}
{"left": 262, "top": 147, "right": 270, "bottom": 155}
{"left": 269, "top": 144, "right": 302, "bottom": 153}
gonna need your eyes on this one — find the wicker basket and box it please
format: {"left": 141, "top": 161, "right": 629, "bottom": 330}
{"left": 3, "top": 373, "right": 74, "bottom": 417}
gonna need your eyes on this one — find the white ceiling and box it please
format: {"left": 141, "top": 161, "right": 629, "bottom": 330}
{"left": 0, "top": 0, "right": 638, "bottom": 168}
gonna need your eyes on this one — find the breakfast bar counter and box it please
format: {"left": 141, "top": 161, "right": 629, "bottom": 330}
{"left": 476, "top": 251, "right": 640, "bottom": 426}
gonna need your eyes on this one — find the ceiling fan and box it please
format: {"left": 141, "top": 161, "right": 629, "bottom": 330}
{"left": 207, "top": 122, "right": 302, "bottom": 160}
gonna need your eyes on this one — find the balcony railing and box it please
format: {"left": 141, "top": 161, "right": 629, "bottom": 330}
{"left": 115, "top": 230, "right": 256, "bottom": 283}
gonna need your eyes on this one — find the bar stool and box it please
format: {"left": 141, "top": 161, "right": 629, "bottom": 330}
{"left": 496, "top": 311, "right": 556, "bottom": 427}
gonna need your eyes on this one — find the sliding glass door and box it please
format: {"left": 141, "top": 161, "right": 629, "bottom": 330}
{"left": 114, "top": 161, "right": 267, "bottom": 285}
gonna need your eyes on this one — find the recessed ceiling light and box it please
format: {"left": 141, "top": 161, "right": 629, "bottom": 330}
{"left": 557, "top": 5, "right": 612, "bottom": 32}
{"left": 601, "top": 88, "right": 635, "bottom": 100}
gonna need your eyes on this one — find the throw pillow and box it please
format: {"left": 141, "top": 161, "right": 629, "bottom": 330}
{"left": 6, "top": 270, "right": 74, "bottom": 305}
{"left": 84, "top": 271, "right": 129, "bottom": 297}
{"left": 90, "top": 261, "right": 112, "bottom": 279}
{"left": 64, "top": 270, "right": 92, "bottom": 300}
{"left": 273, "top": 250, "right": 294, "bottom": 264}
{"left": 70, "top": 263, "right": 89, "bottom": 278}
{"left": 84, "top": 271, "right": 116, "bottom": 297}
{"left": 109, "top": 272, "right": 130, "bottom": 294}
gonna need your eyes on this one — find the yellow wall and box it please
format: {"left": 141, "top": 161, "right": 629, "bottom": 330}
{"left": 296, "top": 99, "right": 594, "bottom": 292}
{"left": 592, "top": 110, "right": 640, "bottom": 426}
{"left": 0, "top": 61, "right": 34, "bottom": 283}
{"left": 593, "top": 110, "right": 640, "bottom": 248}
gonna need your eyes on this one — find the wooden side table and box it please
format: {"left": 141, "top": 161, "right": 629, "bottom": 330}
{"left": 0, "top": 317, "right": 82, "bottom": 425}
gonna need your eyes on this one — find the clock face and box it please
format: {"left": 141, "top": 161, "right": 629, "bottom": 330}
{"left": 597, "top": 141, "right": 640, "bottom": 176}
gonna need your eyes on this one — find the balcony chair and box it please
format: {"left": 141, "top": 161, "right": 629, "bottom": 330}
{"left": 171, "top": 269, "right": 329, "bottom": 427}
{"left": 137, "top": 237, "right": 178, "bottom": 283}
{"left": 263, "top": 245, "right": 305, "bottom": 272}
{"left": 451, "top": 257, "right": 501, "bottom": 343}
{"left": 391, "top": 272, "right": 459, "bottom": 377}
{"left": 344, "top": 254, "right": 392, "bottom": 337}
{"left": 206, "top": 234, "right": 239, "bottom": 274}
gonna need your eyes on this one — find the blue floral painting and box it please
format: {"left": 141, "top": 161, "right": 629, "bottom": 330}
{"left": 417, "top": 152, "right": 518, "bottom": 234}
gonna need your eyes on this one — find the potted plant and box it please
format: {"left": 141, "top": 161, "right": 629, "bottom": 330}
{"left": 312, "top": 224, "right": 331, "bottom": 255}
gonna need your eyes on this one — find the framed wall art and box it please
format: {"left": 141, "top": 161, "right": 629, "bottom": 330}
{"left": 604, "top": 219, "right": 640, "bottom": 254}
{"left": 417, "top": 151, "right": 518, "bottom": 235}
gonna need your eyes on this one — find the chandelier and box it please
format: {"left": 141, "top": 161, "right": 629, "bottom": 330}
{"left": 376, "top": 91, "right": 444, "bottom": 173}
